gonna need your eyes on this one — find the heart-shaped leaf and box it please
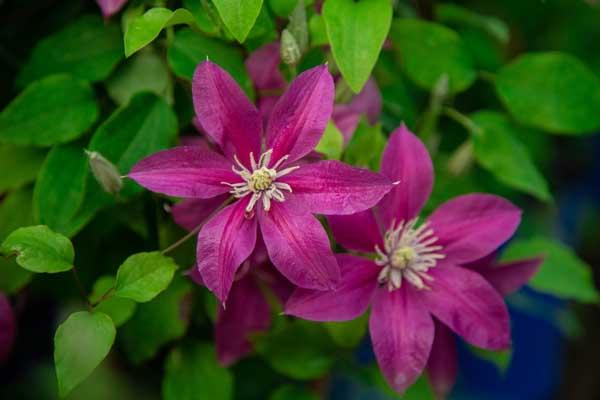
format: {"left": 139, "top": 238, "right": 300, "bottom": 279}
{"left": 212, "top": 0, "right": 264, "bottom": 43}
{"left": 114, "top": 252, "right": 178, "bottom": 302}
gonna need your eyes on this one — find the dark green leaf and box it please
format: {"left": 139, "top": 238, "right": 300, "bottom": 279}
{"left": 0, "top": 145, "right": 46, "bottom": 192}
{"left": 343, "top": 119, "right": 386, "bottom": 170}
{"left": 114, "top": 252, "right": 178, "bottom": 302}
{"left": 182, "top": 0, "right": 220, "bottom": 35}
{"left": 90, "top": 276, "right": 136, "bottom": 327}
{"left": 270, "top": 385, "right": 318, "bottom": 400}
{"left": 436, "top": 3, "right": 509, "bottom": 44}
{"left": 469, "top": 346, "right": 512, "bottom": 373}
{"left": 212, "top": 0, "right": 264, "bottom": 42}
{"left": 324, "top": 313, "right": 368, "bottom": 348}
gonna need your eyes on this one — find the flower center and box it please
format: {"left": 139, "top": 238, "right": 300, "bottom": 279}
{"left": 375, "top": 218, "right": 445, "bottom": 291}
{"left": 223, "top": 149, "right": 299, "bottom": 215}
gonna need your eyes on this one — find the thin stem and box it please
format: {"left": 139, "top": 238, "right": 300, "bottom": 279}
{"left": 418, "top": 74, "right": 449, "bottom": 154}
{"left": 71, "top": 266, "right": 92, "bottom": 311}
{"left": 443, "top": 107, "right": 483, "bottom": 136}
{"left": 91, "top": 287, "right": 115, "bottom": 307}
{"left": 447, "top": 141, "right": 474, "bottom": 176}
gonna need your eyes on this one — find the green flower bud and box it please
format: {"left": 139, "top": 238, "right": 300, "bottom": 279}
{"left": 85, "top": 150, "right": 122, "bottom": 195}
{"left": 280, "top": 29, "right": 302, "bottom": 66}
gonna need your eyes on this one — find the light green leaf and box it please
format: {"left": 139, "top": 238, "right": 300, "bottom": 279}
{"left": 502, "top": 237, "right": 600, "bottom": 303}
{"left": 54, "top": 311, "right": 116, "bottom": 398}
{"left": 212, "top": 0, "right": 264, "bottom": 42}
{"left": 89, "top": 276, "right": 136, "bottom": 327}
{"left": 343, "top": 119, "right": 386, "bottom": 171}
{"left": 323, "top": 0, "right": 392, "bottom": 93}
{"left": 391, "top": 19, "right": 476, "bottom": 94}
{"left": 470, "top": 346, "right": 512, "bottom": 373}
{"left": 315, "top": 122, "right": 344, "bottom": 160}
{"left": 114, "top": 252, "right": 178, "bottom": 303}
{"left": 324, "top": 313, "right": 368, "bottom": 348}
{"left": 124, "top": 8, "right": 196, "bottom": 57}
{"left": 470, "top": 111, "right": 551, "bottom": 201}
{"left": 270, "top": 385, "right": 318, "bottom": 400}
{"left": 495, "top": 52, "right": 600, "bottom": 134}
{"left": 162, "top": 342, "right": 233, "bottom": 400}
{"left": 436, "top": 3, "right": 509, "bottom": 44}
{"left": 17, "top": 15, "right": 123, "bottom": 86}
{"left": 1, "top": 225, "right": 74, "bottom": 273}
{"left": 0, "top": 145, "right": 46, "bottom": 192}
{"left": 182, "top": 0, "right": 220, "bottom": 34}
{"left": 0, "top": 75, "right": 98, "bottom": 147}
{"left": 308, "top": 14, "right": 328, "bottom": 47}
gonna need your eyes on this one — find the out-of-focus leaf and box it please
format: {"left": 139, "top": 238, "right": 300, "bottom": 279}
{"left": 0, "top": 258, "right": 32, "bottom": 295}
{"left": 469, "top": 346, "right": 512, "bottom": 373}
{"left": 470, "top": 111, "right": 551, "bottom": 201}
{"left": 0, "top": 145, "right": 45, "bottom": 192}
{"left": 162, "top": 342, "right": 233, "bottom": 400}
{"left": 436, "top": 3, "right": 509, "bottom": 44}
{"left": 124, "top": 8, "right": 196, "bottom": 57}
{"left": 89, "top": 276, "right": 136, "bottom": 327}
{"left": 502, "top": 237, "right": 600, "bottom": 303}
{"left": 343, "top": 120, "right": 386, "bottom": 171}
{"left": 54, "top": 311, "right": 116, "bottom": 397}
{"left": 391, "top": 19, "right": 476, "bottom": 94}
{"left": 369, "top": 366, "right": 435, "bottom": 400}
{"left": 495, "top": 52, "right": 600, "bottom": 135}
{"left": 212, "top": 0, "right": 264, "bottom": 43}
{"left": 323, "top": 0, "right": 392, "bottom": 93}
{"left": 308, "top": 14, "right": 328, "bottom": 47}
{"left": 182, "top": 0, "right": 220, "bottom": 34}
{"left": 286, "top": 0, "right": 308, "bottom": 53}
{"left": 114, "top": 252, "right": 178, "bottom": 303}
{"left": 270, "top": 385, "right": 318, "bottom": 400}
{"left": 324, "top": 313, "right": 368, "bottom": 348}
{"left": 0, "top": 75, "right": 98, "bottom": 147}
{"left": 316, "top": 122, "right": 343, "bottom": 160}
{"left": 1, "top": 225, "right": 74, "bottom": 273}
{"left": 17, "top": 15, "right": 123, "bottom": 86}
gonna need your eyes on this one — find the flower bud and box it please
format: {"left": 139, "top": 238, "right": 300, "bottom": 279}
{"left": 280, "top": 29, "right": 302, "bottom": 66}
{"left": 85, "top": 150, "right": 123, "bottom": 195}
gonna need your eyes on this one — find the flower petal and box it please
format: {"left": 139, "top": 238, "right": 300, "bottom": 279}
{"left": 427, "top": 194, "right": 521, "bottom": 264}
{"left": 172, "top": 195, "right": 229, "bottom": 231}
{"left": 258, "top": 201, "right": 340, "bottom": 290}
{"left": 480, "top": 257, "right": 543, "bottom": 296}
{"left": 282, "top": 160, "right": 393, "bottom": 215}
{"left": 285, "top": 254, "right": 379, "bottom": 321}
{"left": 246, "top": 42, "right": 285, "bottom": 92}
{"left": 96, "top": 0, "right": 128, "bottom": 18}
{"left": 0, "top": 294, "right": 15, "bottom": 362}
{"left": 379, "top": 125, "right": 434, "bottom": 226}
{"left": 197, "top": 197, "right": 258, "bottom": 303}
{"left": 370, "top": 286, "right": 434, "bottom": 395}
{"left": 254, "top": 262, "right": 295, "bottom": 304}
{"left": 332, "top": 107, "right": 361, "bottom": 143}
{"left": 193, "top": 61, "right": 261, "bottom": 167}
{"left": 332, "top": 77, "right": 382, "bottom": 143}
{"left": 129, "top": 146, "right": 237, "bottom": 198}
{"left": 327, "top": 210, "right": 382, "bottom": 253}
{"left": 216, "top": 275, "right": 271, "bottom": 366}
{"left": 427, "top": 321, "right": 458, "bottom": 400}
{"left": 266, "top": 65, "right": 334, "bottom": 164}
{"left": 420, "top": 264, "right": 511, "bottom": 350}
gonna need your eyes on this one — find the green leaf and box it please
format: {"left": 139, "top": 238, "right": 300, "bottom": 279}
{"left": 391, "top": 19, "right": 476, "bottom": 94}
{"left": 470, "top": 111, "right": 551, "bottom": 201}
{"left": 0, "top": 75, "right": 98, "bottom": 147}
{"left": 182, "top": 0, "right": 220, "bottom": 34}
{"left": 324, "top": 313, "right": 368, "bottom": 348}
{"left": 54, "top": 311, "right": 116, "bottom": 398}
{"left": 89, "top": 276, "right": 136, "bottom": 327}
{"left": 0, "top": 145, "right": 46, "bottom": 192}
{"left": 212, "top": 0, "right": 264, "bottom": 42}
{"left": 162, "top": 342, "right": 233, "bottom": 400}
{"left": 17, "top": 15, "right": 123, "bottom": 86}
{"left": 436, "top": 3, "right": 509, "bottom": 44}
{"left": 315, "top": 122, "right": 344, "bottom": 160}
{"left": 469, "top": 346, "right": 512, "bottom": 373}
{"left": 106, "top": 48, "right": 173, "bottom": 106}
{"left": 286, "top": 0, "right": 308, "bottom": 53}
{"left": 343, "top": 119, "right": 386, "bottom": 171}
{"left": 167, "top": 28, "right": 253, "bottom": 96}
{"left": 1, "top": 225, "right": 74, "bottom": 273}
{"left": 502, "top": 237, "right": 600, "bottom": 303}
{"left": 323, "top": 0, "right": 392, "bottom": 93}
{"left": 308, "top": 14, "right": 328, "bottom": 47}
{"left": 495, "top": 52, "right": 600, "bottom": 134}
{"left": 0, "top": 257, "right": 32, "bottom": 295}
{"left": 120, "top": 278, "right": 192, "bottom": 363}
{"left": 270, "top": 385, "right": 318, "bottom": 400}
{"left": 124, "top": 8, "right": 196, "bottom": 57}
{"left": 114, "top": 252, "right": 178, "bottom": 303}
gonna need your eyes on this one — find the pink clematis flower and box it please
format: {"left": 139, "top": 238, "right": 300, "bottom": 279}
{"left": 0, "top": 293, "right": 15, "bottom": 363}
{"left": 427, "top": 254, "right": 542, "bottom": 399}
{"left": 129, "top": 61, "right": 394, "bottom": 303}
{"left": 96, "top": 0, "right": 128, "bottom": 18}
{"left": 285, "top": 125, "right": 522, "bottom": 394}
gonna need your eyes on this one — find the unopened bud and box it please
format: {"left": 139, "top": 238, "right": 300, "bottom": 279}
{"left": 85, "top": 150, "right": 123, "bottom": 195}
{"left": 287, "top": 0, "right": 308, "bottom": 53}
{"left": 280, "top": 29, "right": 301, "bottom": 66}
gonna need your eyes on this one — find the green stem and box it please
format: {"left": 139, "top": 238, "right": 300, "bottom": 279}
{"left": 71, "top": 266, "right": 92, "bottom": 311}
{"left": 418, "top": 74, "right": 449, "bottom": 154}
{"left": 443, "top": 107, "right": 482, "bottom": 136}
{"left": 91, "top": 287, "right": 115, "bottom": 307}
{"left": 447, "top": 141, "right": 474, "bottom": 176}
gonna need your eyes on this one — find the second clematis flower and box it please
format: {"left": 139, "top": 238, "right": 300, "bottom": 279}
{"left": 285, "top": 125, "right": 522, "bottom": 394}
{"left": 129, "top": 61, "right": 394, "bottom": 303}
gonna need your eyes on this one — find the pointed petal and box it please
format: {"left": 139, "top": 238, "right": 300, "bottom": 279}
{"left": 197, "top": 198, "right": 258, "bottom": 303}
{"left": 327, "top": 210, "right": 383, "bottom": 253}
{"left": 258, "top": 202, "right": 340, "bottom": 290}
{"left": 282, "top": 160, "right": 393, "bottom": 215}
{"left": 427, "top": 194, "right": 521, "bottom": 264}
{"left": 216, "top": 275, "right": 270, "bottom": 366}
{"left": 172, "top": 195, "right": 229, "bottom": 231}
{"left": 427, "top": 321, "right": 458, "bottom": 400}
{"left": 193, "top": 61, "right": 261, "bottom": 167}
{"left": 245, "top": 42, "right": 285, "bottom": 91}
{"left": 481, "top": 257, "right": 543, "bottom": 296}
{"left": 285, "top": 254, "right": 379, "bottom": 321}
{"left": 129, "top": 146, "right": 237, "bottom": 198}
{"left": 420, "top": 264, "right": 511, "bottom": 350}
{"left": 349, "top": 77, "right": 382, "bottom": 124}
{"left": 266, "top": 65, "right": 334, "bottom": 164}
{"left": 370, "top": 287, "right": 434, "bottom": 395}
{"left": 0, "top": 294, "right": 15, "bottom": 362}
{"left": 379, "top": 125, "right": 434, "bottom": 225}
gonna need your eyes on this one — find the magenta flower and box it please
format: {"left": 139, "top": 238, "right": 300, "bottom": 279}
{"left": 129, "top": 61, "right": 393, "bottom": 303}
{"left": 0, "top": 293, "right": 15, "bottom": 363}
{"left": 284, "top": 125, "right": 522, "bottom": 394}
{"left": 427, "top": 254, "right": 542, "bottom": 399}
{"left": 96, "top": 0, "right": 128, "bottom": 18}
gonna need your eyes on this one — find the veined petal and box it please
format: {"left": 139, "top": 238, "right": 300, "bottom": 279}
{"left": 379, "top": 125, "right": 433, "bottom": 225}
{"left": 427, "top": 321, "right": 458, "bottom": 400}
{"left": 420, "top": 264, "right": 511, "bottom": 351}
{"left": 172, "top": 195, "right": 229, "bottom": 231}
{"left": 258, "top": 201, "right": 340, "bottom": 291}
{"left": 129, "top": 146, "right": 237, "bottom": 198}
{"left": 480, "top": 257, "right": 542, "bottom": 296}
{"left": 216, "top": 275, "right": 271, "bottom": 366}
{"left": 193, "top": 61, "right": 261, "bottom": 167}
{"left": 266, "top": 65, "right": 334, "bottom": 164}
{"left": 327, "top": 210, "right": 383, "bottom": 253}
{"left": 427, "top": 194, "right": 521, "bottom": 264}
{"left": 0, "top": 294, "right": 15, "bottom": 362}
{"left": 285, "top": 254, "right": 379, "bottom": 321}
{"left": 282, "top": 160, "right": 393, "bottom": 215}
{"left": 197, "top": 197, "right": 258, "bottom": 303}
{"left": 96, "top": 0, "right": 127, "bottom": 17}
{"left": 370, "top": 286, "right": 434, "bottom": 395}
{"left": 246, "top": 42, "right": 285, "bottom": 92}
